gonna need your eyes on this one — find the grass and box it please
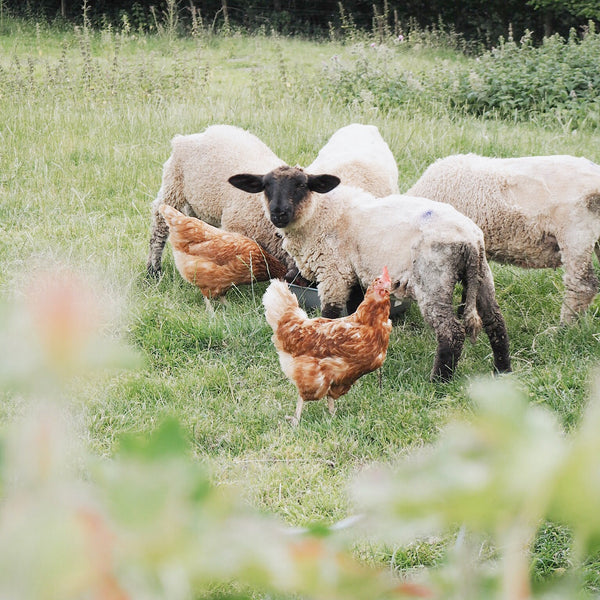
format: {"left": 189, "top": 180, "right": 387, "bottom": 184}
{"left": 3, "top": 15, "right": 600, "bottom": 594}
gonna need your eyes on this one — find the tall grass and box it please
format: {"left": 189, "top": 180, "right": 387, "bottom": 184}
{"left": 2, "top": 13, "right": 600, "bottom": 596}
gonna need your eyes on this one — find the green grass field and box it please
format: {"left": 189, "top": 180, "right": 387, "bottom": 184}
{"left": 3, "top": 16, "right": 600, "bottom": 597}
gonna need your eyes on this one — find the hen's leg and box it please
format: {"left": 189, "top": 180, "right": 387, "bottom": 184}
{"left": 327, "top": 397, "right": 336, "bottom": 417}
{"left": 285, "top": 396, "right": 304, "bottom": 427}
{"left": 203, "top": 296, "right": 216, "bottom": 317}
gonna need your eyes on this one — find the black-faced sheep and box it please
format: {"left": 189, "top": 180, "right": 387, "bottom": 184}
{"left": 407, "top": 153, "right": 600, "bottom": 323}
{"left": 229, "top": 166, "right": 511, "bottom": 381}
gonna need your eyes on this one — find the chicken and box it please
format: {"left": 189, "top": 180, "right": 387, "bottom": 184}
{"left": 262, "top": 266, "right": 393, "bottom": 426}
{"left": 159, "top": 204, "right": 287, "bottom": 312}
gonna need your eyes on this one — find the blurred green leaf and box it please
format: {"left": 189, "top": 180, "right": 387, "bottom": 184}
{"left": 117, "top": 417, "right": 191, "bottom": 460}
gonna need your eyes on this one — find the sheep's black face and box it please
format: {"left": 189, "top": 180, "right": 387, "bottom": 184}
{"left": 262, "top": 167, "right": 310, "bottom": 228}
{"left": 228, "top": 166, "right": 341, "bottom": 229}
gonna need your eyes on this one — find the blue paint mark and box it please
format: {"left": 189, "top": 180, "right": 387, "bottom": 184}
{"left": 421, "top": 209, "right": 433, "bottom": 220}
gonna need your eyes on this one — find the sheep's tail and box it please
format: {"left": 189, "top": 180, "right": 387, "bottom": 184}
{"left": 462, "top": 244, "right": 484, "bottom": 344}
{"left": 262, "top": 279, "right": 304, "bottom": 331}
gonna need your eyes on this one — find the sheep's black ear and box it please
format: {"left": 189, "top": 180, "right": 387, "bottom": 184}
{"left": 228, "top": 174, "right": 265, "bottom": 194}
{"left": 307, "top": 174, "right": 340, "bottom": 194}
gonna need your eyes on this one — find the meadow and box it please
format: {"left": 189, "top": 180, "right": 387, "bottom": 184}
{"left": 2, "top": 13, "right": 600, "bottom": 598}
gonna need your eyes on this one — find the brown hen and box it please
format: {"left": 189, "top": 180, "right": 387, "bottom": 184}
{"left": 262, "top": 267, "right": 392, "bottom": 425}
{"left": 160, "top": 204, "right": 287, "bottom": 311}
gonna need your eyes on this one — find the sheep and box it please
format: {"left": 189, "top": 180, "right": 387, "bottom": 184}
{"left": 146, "top": 124, "right": 289, "bottom": 277}
{"left": 306, "top": 123, "right": 399, "bottom": 197}
{"left": 229, "top": 166, "right": 511, "bottom": 381}
{"left": 406, "top": 153, "right": 600, "bottom": 323}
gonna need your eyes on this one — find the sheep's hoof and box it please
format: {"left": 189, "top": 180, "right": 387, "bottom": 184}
{"left": 430, "top": 369, "right": 454, "bottom": 383}
{"left": 146, "top": 264, "right": 162, "bottom": 279}
{"left": 285, "top": 415, "right": 300, "bottom": 427}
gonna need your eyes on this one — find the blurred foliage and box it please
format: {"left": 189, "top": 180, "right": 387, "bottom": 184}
{"left": 4, "top": 269, "right": 600, "bottom": 596}
{"left": 0, "top": 267, "right": 421, "bottom": 599}
{"left": 352, "top": 377, "right": 600, "bottom": 598}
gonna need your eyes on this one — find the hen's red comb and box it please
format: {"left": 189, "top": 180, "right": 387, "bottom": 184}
{"left": 381, "top": 265, "right": 391, "bottom": 286}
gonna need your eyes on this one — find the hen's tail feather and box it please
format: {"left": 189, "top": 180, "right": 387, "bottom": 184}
{"left": 262, "top": 279, "right": 303, "bottom": 330}
{"left": 159, "top": 203, "right": 185, "bottom": 225}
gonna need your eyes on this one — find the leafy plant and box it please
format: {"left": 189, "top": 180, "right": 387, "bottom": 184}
{"left": 352, "top": 377, "right": 600, "bottom": 598}
{"left": 447, "top": 25, "right": 600, "bottom": 128}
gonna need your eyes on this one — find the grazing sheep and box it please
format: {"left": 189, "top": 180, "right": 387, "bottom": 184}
{"left": 407, "top": 153, "right": 600, "bottom": 323}
{"left": 229, "top": 166, "right": 511, "bottom": 381}
{"left": 306, "top": 123, "right": 399, "bottom": 197}
{"left": 147, "top": 125, "right": 289, "bottom": 277}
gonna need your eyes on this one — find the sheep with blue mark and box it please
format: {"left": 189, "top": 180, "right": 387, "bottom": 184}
{"left": 229, "top": 165, "right": 511, "bottom": 381}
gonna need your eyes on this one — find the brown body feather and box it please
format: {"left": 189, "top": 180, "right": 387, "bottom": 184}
{"left": 160, "top": 204, "right": 287, "bottom": 298}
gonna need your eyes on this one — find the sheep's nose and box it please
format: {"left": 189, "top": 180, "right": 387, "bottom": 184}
{"left": 270, "top": 213, "right": 290, "bottom": 227}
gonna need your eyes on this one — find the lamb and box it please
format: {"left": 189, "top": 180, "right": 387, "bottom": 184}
{"left": 306, "top": 123, "right": 399, "bottom": 197}
{"left": 406, "top": 153, "right": 600, "bottom": 323}
{"left": 146, "top": 124, "right": 289, "bottom": 277}
{"left": 229, "top": 166, "right": 511, "bottom": 381}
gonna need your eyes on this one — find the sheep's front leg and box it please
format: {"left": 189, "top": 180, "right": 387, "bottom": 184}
{"left": 318, "top": 277, "right": 352, "bottom": 319}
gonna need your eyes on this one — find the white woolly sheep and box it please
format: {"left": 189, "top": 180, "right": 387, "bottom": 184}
{"left": 306, "top": 123, "right": 399, "bottom": 197}
{"left": 229, "top": 166, "right": 511, "bottom": 381}
{"left": 407, "top": 153, "right": 600, "bottom": 323}
{"left": 147, "top": 124, "right": 288, "bottom": 276}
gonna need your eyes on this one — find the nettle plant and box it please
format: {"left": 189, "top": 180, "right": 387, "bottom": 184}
{"left": 326, "top": 24, "right": 600, "bottom": 130}
{"left": 451, "top": 25, "right": 600, "bottom": 128}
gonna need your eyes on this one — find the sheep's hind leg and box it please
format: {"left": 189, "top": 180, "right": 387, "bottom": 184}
{"left": 421, "top": 299, "right": 465, "bottom": 382}
{"left": 430, "top": 330, "right": 464, "bottom": 381}
{"left": 477, "top": 265, "right": 511, "bottom": 373}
